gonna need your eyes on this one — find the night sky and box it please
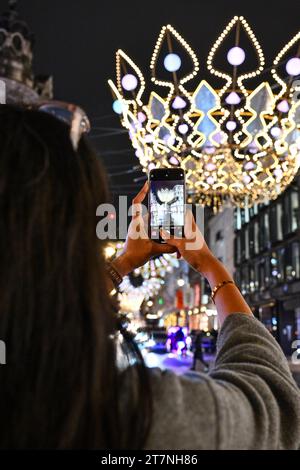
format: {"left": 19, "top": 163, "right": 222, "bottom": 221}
{"left": 1, "top": 0, "right": 299, "bottom": 199}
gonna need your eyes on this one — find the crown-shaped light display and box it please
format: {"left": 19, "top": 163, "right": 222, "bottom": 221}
{"left": 109, "top": 17, "right": 300, "bottom": 209}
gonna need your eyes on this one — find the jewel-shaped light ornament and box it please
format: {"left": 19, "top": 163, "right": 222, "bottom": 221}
{"left": 108, "top": 18, "right": 300, "bottom": 210}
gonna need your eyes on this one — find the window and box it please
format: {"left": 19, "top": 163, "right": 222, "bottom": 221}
{"left": 249, "top": 223, "right": 255, "bottom": 257}
{"left": 250, "top": 204, "right": 259, "bottom": 217}
{"left": 276, "top": 202, "right": 283, "bottom": 241}
{"left": 234, "top": 268, "right": 241, "bottom": 288}
{"left": 244, "top": 206, "right": 250, "bottom": 223}
{"left": 285, "top": 241, "right": 300, "bottom": 281}
{"left": 241, "top": 264, "right": 249, "bottom": 294}
{"left": 234, "top": 208, "right": 242, "bottom": 231}
{"left": 241, "top": 228, "right": 246, "bottom": 261}
{"left": 234, "top": 235, "right": 241, "bottom": 265}
{"left": 215, "top": 230, "right": 224, "bottom": 241}
{"left": 244, "top": 226, "right": 249, "bottom": 260}
{"left": 254, "top": 261, "right": 260, "bottom": 290}
{"left": 240, "top": 209, "right": 245, "bottom": 227}
{"left": 249, "top": 263, "right": 255, "bottom": 292}
{"left": 259, "top": 257, "right": 270, "bottom": 291}
{"left": 291, "top": 188, "right": 299, "bottom": 232}
{"left": 254, "top": 220, "right": 259, "bottom": 254}
{"left": 270, "top": 202, "right": 283, "bottom": 243}
{"left": 277, "top": 247, "right": 285, "bottom": 282}
{"left": 283, "top": 187, "right": 300, "bottom": 235}
{"left": 270, "top": 251, "right": 279, "bottom": 286}
{"left": 259, "top": 212, "right": 270, "bottom": 251}
{"left": 292, "top": 242, "right": 300, "bottom": 279}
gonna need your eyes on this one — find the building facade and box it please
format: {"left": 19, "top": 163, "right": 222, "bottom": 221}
{"left": 0, "top": 0, "right": 52, "bottom": 104}
{"left": 234, "top": 176, "right": 300, "bottom": 356}
{"left": 208, "top": 206, "right": 235, "bottom": 277}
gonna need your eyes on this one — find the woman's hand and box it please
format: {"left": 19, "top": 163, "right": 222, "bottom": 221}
{"left": 160, "top": 212, "right": 252, "bottom": 323}
{"left": 112, "top": 182, "right": 176, "bottom": 277}
{"left": 160, "top": 210, "right": 215, "bottom": 276}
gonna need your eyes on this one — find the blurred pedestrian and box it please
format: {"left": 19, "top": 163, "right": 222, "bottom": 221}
{"left": 191, "top": 331, "right": 209, "bottom": 372}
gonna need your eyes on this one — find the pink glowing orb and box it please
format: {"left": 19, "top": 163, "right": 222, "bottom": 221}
{"left": 243, "top": 175, "right": 251, "bottom": 184}
{"left": 286, "top": 57, "right": 300, "bottom": 76}
{"left": 244, "top": 161, "right": 255, "bottom": 170}
{"left": 121, "top": 74, "right": 138, "bottom": 91}
{"left": 169, "top": 156, "right": 180, "bottom": 166}
{"left": 204, "top": 146, "right": 216, "bottom": 154}
{"left": 205, "top": 162, "right": 216, "bottom": 171}
{"left": 206, "top": 176, "right": 215, "bottom": 185}
{"left": 248, "top": 142, "right": 258, "bottom": 154}
{"left": 225, "top": 91, "right": 241, "bottom": 105}
{"left": 277, "top": 100, "right": 289, "bottom": 113}
{"left": 227, "top": 46, "right": 245, "bottom": 66}
{"left": 144, "top": 134, "right": 154, "bottom": 143}
{"left": 274, "top": 168, "right": 283, "bottom": 178}
{"left": 138, "top": 111, "right": 147, "bottom": 123}
{"left": 172, "top": 96, "right": 187, "bottom": 110}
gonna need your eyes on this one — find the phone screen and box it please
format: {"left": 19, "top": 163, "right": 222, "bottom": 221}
{"left": 149, "top": 169, "right": 185, "bottom": 243}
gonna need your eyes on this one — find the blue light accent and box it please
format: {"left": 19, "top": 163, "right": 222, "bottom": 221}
{"left": 112, "top": 100, "right": 123, "bottom": 114}
{"left": 194, "top": 82, "right": 217, "bottom": 113}
{"left": 158, "top": 126, "right": 170, "bottom": 141}
{"left": 151, "top": 95, "right": 165, "bottom": 121}
{"left": 197, "top": 116, "right": 216, "bottom": 139}
{"left": 194, "top": 82, "right": 217, "bottom": 145}
{"left": 164, "top": 53, "right": 181, "bottom": 72}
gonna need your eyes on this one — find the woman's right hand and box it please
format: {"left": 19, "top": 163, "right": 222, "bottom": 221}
{"left": 161, "top": 211, "right": 253, "bottom": 324}
{"left": 160, "top": 210, "right": 215, "bottom": 276}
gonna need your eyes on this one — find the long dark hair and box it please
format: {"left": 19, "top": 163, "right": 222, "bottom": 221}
{"left": 0, "top": 105, "right": 151, "bottom": 449}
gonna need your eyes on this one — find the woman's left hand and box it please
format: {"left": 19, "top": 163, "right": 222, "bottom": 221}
{"left": 111, "top": 182, "right": 176, "bottom": 277}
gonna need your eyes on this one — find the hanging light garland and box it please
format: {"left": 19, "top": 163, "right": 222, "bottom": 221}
{"left": 108, "top": 17, "right": 300, "bottom": 210}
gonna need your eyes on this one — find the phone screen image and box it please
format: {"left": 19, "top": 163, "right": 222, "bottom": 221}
{"left": 149, "top": 172, "right": 185, "bottom": 242}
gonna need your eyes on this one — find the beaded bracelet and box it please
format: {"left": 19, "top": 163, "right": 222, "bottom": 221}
{"left": 106, "top": 262, "right": 123, "bottom": 288}
{"left": 211, "top": 280, "right": 235, "bottom": 303}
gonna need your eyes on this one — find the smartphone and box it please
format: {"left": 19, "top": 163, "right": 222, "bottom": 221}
{"left": 148, "top": 168, "right": 185, "bottom": 243}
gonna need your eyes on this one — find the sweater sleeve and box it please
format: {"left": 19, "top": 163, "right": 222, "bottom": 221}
{"left": 145, "top": 314, "right": 300, "bottom": 450}
{"left": 207, "top": 313, "right": 300, "bottom": 449}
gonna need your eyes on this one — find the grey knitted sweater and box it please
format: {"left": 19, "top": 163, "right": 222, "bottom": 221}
{"left": 145, "top": 314, "right": 300, "bottom": 450}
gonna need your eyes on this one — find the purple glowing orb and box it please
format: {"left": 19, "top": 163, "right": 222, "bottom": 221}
{"left": 226, "top": 120, "right": 237, "bottom": 131}
{"left": 227, "top": 47, "right": 245, "bottom": 66}
{"left": 172, "top": 96, "right": 187, "bottom": 110}
{"left": 225, "top": 92, "right": 241, "bottom": 105}
{"left": 121, "top": 74, "right": 138, "bottom": 91}
{"left": 286, "top": 57, "right": 300, "bottom": 76}
{"left": 277, "top": 100, "right": 289, "bottom": 113}
{"left": 178, "top": 123, "right": 189, "bottom": 135}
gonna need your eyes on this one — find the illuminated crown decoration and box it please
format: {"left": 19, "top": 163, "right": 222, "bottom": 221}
{"left": 109, "top": 17, "right": 300, "bottom": 210}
